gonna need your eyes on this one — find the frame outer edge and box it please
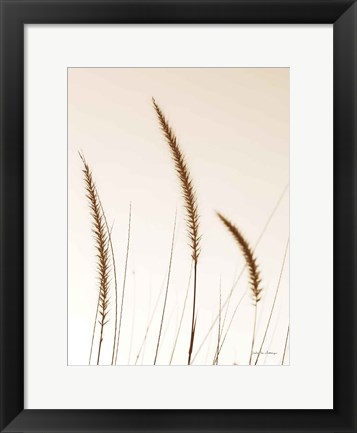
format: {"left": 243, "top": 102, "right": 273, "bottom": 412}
{"left": 0, "top": 0, "right": 356, "bottom": 432}
{"left": 0, "top": 1, "right": 25, "bottom": 432}
{"left": 333, "top": 2, "right": 357, "bottom": 432}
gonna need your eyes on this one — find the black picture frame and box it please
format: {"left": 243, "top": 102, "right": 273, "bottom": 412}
{"left": 0, "top": 0, "right": 356, "bottom": 432}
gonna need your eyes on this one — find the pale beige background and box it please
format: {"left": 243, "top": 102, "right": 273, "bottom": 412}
{"left": 68, "top": 68, "right": 289, "bottom": 366}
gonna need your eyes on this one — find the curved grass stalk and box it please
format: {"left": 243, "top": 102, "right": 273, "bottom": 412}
{"left": 79, "top": 152, "right": 111, "bottom": 365}
{"left": 152, "top": 98, "right": 201, "bottom": 365}
{"left": 220, "top": 185, "right": 288, "bottom": 337}
{"left": 216, "top": 213, "right": 262, "bottom": 365}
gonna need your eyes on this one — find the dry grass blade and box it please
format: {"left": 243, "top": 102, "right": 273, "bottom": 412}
{"left": 213, "top": 278, "right": 222, "bottom": 365}
{"left": 88, "top": 302, "right": 99, "bottom": 365}
{"left": 141, "top": 282, "right": 152, "bottom": 364}
{"left": 216, "top": 212, "right": 262, "bottom": 365}
{"left": 79, "top": 152, "right": 111, "bottom": 365}
{"left": 282, "top": 325, "right": 290, "bottom": 365}
{"left": 169, "top": 264, "right": 193, "bottom": 365}
{"left": 221, "top": 184, "right": 289, "bottom": 333}
{"left": 128, "top": 268, "right": 136, "bottom": 364}
{"left": 254, "top": 238, "right": 289, "bottom": 365}
{"left": 152, "top": 98, "right": 201, "bottom": 365}
{"left": 154, "top": 210, "right": 177, "bottom": 365}
{"left": 214, "top": 290, "right": 246, "bottom": 362}
{"left": 205, "top": 312, "right": 215, "bottom": 364}
{"left": 114, "top": 202, "right": 132, "bottom": 365}
{"left": 134, "top": 277, "right": 166, "bottom": 365}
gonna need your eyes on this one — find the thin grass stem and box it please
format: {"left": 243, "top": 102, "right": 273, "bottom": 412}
{"left": 282, "top": 325, "right": 290, "bottom": 365}
{"left": 254, "top": 239, "right": 289, "bottom": 365}
{"left": 152, "top": 98, "right": 201, "bottom": 366}
{"left": 114, "top": 203, "right": 132, "bottom": 365}
{"left": 154, "top": 211, "right": 177, "bottom": 364}
{"left": 169, "top": 264, "right": 193, "bottom": 365}
{"left": 134, "top": 278, "right": 166, "bottom": 365}
{"left": 128, "top": 268, "right": 136, "bottom": 364}
{"left": 213, "top": 277, "right": 222, "bottom": 365}
{"left": 249, "top": 303, "right": 258, "bottom": 365}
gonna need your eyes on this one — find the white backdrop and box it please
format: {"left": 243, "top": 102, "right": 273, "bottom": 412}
{"left": 25, "top": 24, "right": 333, "bottom": 409}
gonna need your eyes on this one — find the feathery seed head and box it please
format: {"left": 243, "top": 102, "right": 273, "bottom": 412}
{"left": 79, "top": 152, "right": 111, "bottom": 326}
{"left": 217, "top": 212, "right": 262, "bottom": 304}
{"left": 152, "top": 98, "right": 201, "bottom": 262}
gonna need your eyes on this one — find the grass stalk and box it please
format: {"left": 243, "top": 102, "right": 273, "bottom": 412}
{"left": 80, "top": 152, "right": 111, "bottom": 366}
{"left": 114, "top": 202, "right": 132, "bottom": 365}
{"left": 88, "top": 301, "right": 100, "bottom": 365}
{"left": 141, "top": 282, "right": 153, "bottom": 365}
{"left": 94, "top": 198, "right": 119, "bottom": 366}
{"left": 213, "top": 278, "right": 222, "bottom": 365}
{"left": 134, "top": 277, "right": 166, "bottom": 365}
{"left": 220, "top": 185, "right": 288, "bottom": 338}
{"left": 154, "top": 211, "right": 177, "bottom": 365}
{"left": 128, "top": 268, "right": 136, "bottom": 364}
{"left": 169, "top": 265, "right": 193, "bottom": 365}
{"left": 214, "top": 288, "right": 246, "bottom": 362}
{"left": 282, "top": 325, "right": 290, "bottom": 365}
{"left": 248, "top": 304, "right": 258, "bottom": 365}
{"left": 152, "top": 98, "right": 201, "bottom": 365}
{"left": 216, "top": 213, "right": 262, "bottom": 366}
{"left": 254, "top": 238, "right": 289, "bottom": 365}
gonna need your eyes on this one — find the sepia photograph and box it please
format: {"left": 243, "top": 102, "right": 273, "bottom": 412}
{"left": 68, "top": 67, "right": 289, "bottom": 366}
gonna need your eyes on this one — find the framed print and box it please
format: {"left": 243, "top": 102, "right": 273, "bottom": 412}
{"left": 0, "top": 0, "right": 356, "bottom": 432}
